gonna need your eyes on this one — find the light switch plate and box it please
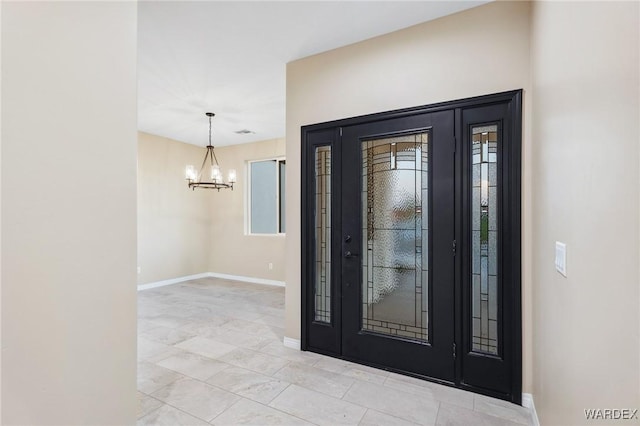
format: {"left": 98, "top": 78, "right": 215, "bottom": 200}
{"left": 555, "top": 242, "right": 567, "bottom": 277}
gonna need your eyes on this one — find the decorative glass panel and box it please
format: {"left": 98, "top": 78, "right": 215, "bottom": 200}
{"left": 314, "top": 146, "right": 331, "bottom": 323}
{"left": 361, "top": 133, "right": 429, "bottom": 343}
{"left": 471, "top": 124, "right": 498, "bottom": 355}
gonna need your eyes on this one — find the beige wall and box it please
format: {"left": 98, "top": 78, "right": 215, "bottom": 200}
{"left": 530, "top": 2, "right": 640, "bottom": 424}
{"left": 1, "top": 2, "right": 137, "bottom": 424}
{"left": 209, "top": 138, "right": 286, "bottom": 282}
{"left": 285, "top": 0, "right": 533, "bottom": 390}
{"left": 138, "top": 132, "right": 212, "bottom": 285}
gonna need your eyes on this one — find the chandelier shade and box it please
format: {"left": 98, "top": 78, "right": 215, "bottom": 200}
{"left": 185, "top": 112, "right": 236, "bottom": 191}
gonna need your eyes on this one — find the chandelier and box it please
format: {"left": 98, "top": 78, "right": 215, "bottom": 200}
{"left": 185, "top": 112, "right": 236, "bottom": 191}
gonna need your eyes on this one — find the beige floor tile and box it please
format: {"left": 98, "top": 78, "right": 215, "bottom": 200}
{"left": 137, "top": 362, "right": 184, "bottom": 394}
{"left": 137, "top": 404, "right": 209, "bottom": 426}
{"left": 179, "top": 318, "right": 232, "bottom": 334}
{"left": 343, "top": 380, "right": 439, "bottom": 425}
{"left": 175, "top": 336, "right": 238, "bottom": 359}
{"left": 384, "top": 373, "right": 474, "bottom": 410}
{"left": 260, "top": 341, "right": 321, "bottom": 365}
{"left": 181, "top": 309, "right": 231, "bottom": 323}
{"left": 209, "top": 328, "right": 275, "bottom": 351}
{"left": 219, "top": 347, "right": 290, "bottom": 375}
{"left": 144, "top": 346, "right": 185, "bottom": 364}
{"left": 138, "top": 320, "right": 161, "bottom": 333}
{"left": 310, "top": 356, "right": 358, "bottom": 373}
{"left": 255, "top": 313, "right": 285, "bottom": 328}
{"left": 147, "top": 314, "right": 192, "bottom": 329}
{"left": 138, "top": 337, "right": 174, "bottom": 361}
{"left": 212, "top": 398, "right": 313, "bottom": 425}
{"left": 437, "top": 402, "right": 525, "bottom": 426}
{"left": 156, "top": 350, "right": 230, "bottom": 381}
{"left": 151, "top": 377, "right": 239, "bottom": 422}
{"left": 253, "top": 305, "right": 285, "bottom": 318}
{"left": 138, "top": 304, "right": 167, "bottom": 320}
{"left": 313, "top": 357, "right": 389, "bottom": 384}
{"left": 359, "top": 409, "right": 419, "bottom": 426}
{"left": 343, "top": 367, "right": 389, "bottom": 385}
{"left": 207, "top": 366, "right": 290, "bottom": 404}
{"left": 217, "top": 305, "right": 267, "bottom": 322}
{"left": 474, "top": 395, "right": 532, "bottom": 425}
{"left": 137, "top": 392, "right": 163, "bottom": 419}
{"left": 186, "top": 323, "right": 232, "bottom": 340}
{"left": 140, "top": 325, "right": 195, "bottom": 345}
{"left": 223, "top": 318, "right": 284, "bottom": 340}
{"left": 274, "top": 362, "right": 355, "bottom": 398}
{"left": 269, "top": 384, "right": 367, "bottom": 425}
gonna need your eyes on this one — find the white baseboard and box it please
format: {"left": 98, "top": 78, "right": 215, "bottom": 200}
{"left": 208, "top": 272, "right": 285, "bottom": 287}
{"left": 137, "top": 273, "right": 210, "bottom": 291}
{"left": 283, "top": 337, "right": 301, "bottom": 350}
{"left": 522, "top": 393, "right": 540, "bottom": 426}
{"left": 138, "top": 271, "right": 285, "bottom": 291}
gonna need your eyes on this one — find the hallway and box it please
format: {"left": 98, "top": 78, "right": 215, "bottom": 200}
{"left": 137, "top": 278, "right": 533, "bottom": 425}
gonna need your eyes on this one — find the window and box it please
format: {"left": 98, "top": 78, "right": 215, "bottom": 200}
{"left": 248, "top": 158, "right": 286, "bottom": 234}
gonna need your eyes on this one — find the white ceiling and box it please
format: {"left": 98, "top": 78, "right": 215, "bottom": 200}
{"left": 138, "top": 1, "right": 488, "bottom": 147}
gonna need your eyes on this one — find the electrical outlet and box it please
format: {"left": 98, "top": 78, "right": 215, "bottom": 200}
{"left": 137, "top": 266, "right": 141, "bottom": 274}
{"left": 268, "top": 263, "right": 273, "bottom": 270}
{"left": 555, "top": 242, "right": 566, "bottom": 277}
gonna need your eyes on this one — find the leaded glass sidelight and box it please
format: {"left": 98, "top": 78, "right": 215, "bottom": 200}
{"left": 314, "top": 146, "right": 331, "bottom": 323}
{"left": 361, "top": 133, "right": 429, "bottom": 343}
{"left": 471, "top": 125, "right": 498, "bottom": 355}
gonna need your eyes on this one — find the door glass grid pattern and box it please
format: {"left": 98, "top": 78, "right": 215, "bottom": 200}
{"left": 314, "top": 146, "right": 331, "bottom": 323}
{"left": 471, "top": 125, "right": 498, "bottom": 355}
{"left": 361, "top": 133, "right": 429, "bottom": 342}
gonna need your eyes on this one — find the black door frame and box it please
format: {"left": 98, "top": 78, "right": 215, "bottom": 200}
{"left": 300, "top": 89, "right": 522, "bottom": 404}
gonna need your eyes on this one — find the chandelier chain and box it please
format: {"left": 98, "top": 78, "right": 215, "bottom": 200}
{"left": 209, "top": 114, "right": 212, "bottom": 147}
{"left": 208, "top": 113, "right": 219, "bottom": 166}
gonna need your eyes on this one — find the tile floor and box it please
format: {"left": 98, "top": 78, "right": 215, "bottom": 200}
{"left": 137, "top": 278, "right": 533, "bottom": 426}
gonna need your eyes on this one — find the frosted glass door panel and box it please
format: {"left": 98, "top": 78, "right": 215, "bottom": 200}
{"left": 361, "top": 133, "right": 429, "bottom": 343}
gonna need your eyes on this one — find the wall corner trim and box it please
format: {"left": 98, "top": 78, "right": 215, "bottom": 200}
{"left": 137, "top": 272, "right": 285, "bottom": 291}
{"left": 137, "top": 273, "right": 211, "bottom": 290}
{"left": 283, "top": 337, "right": 301, "bottom": 351}
{"left": 522, "top": 393, "right": 540, "bottom": 426}
{"left": 208, "top": 272, "right": 285, "bottom": 287}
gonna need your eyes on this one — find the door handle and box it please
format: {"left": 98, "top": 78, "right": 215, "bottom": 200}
{"left": 344, "top": 251, "right": 358, "bottom": 259}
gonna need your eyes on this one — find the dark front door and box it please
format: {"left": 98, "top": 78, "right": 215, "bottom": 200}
{"left": 340, "top": 111, "right": 455, "bottom": 381}
{"left": 301, "top": 90, "right": 522, "bottom": 403}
